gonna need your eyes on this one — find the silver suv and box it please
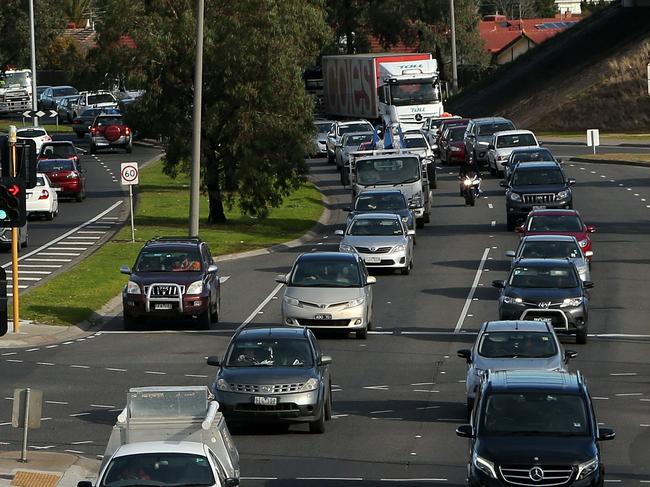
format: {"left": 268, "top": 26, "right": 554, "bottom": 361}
{"left": 71, "top": 90, "right": 118, "bottom": 119}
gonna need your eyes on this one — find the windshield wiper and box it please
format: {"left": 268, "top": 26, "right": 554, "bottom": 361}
{"left": 393, "top": 178, "right": 419, "bottom": 186}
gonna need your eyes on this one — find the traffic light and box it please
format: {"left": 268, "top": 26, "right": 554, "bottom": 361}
{"left": 0, "top": 136, "right": 37, "bottom": 189}
{"left": 0, "top": 177, "right": 26, "bottom": 227}
{"left": 0, "top": 267, "right": 6, "bottom": 337}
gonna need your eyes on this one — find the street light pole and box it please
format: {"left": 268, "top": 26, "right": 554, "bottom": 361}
{"left": 189, "top": 0, "right": 205, "bottom": 237}
{"left": 28, "top": 0, "right": 38, "bottom": 127}
{"left": 450, "top": 0, "right": 459, "bottom": 93}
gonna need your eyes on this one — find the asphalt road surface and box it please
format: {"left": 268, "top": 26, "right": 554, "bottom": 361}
{"left": 1, "top": 141, "right": 650, "bottom": 486}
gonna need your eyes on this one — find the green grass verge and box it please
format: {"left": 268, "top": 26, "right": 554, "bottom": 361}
{"left": 575, "top": 153, "right": 650, "bottom": 164}
{"left": 17, "top": 160, "right": 323, "bottom": 326}
{"left": 0, "top": 119, "right": 74, "bottom": 134}
{"left": 537, "top": 132, "right": 650, "bottom": 141}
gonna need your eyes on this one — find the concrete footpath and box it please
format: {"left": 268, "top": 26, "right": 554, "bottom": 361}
{"left": 0, "top": 452, "right": 99, "bottom": 487}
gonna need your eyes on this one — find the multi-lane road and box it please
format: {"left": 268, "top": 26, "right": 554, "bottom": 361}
{"left": 1, "top": 138, "right": 650, "bottom": 486}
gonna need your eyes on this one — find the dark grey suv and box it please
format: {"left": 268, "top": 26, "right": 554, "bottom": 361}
{"left": 464, "top": 117, "right": 515, "bottom": 169}
{"left": 208, "top": 325, "right": 333, "bottom": 433}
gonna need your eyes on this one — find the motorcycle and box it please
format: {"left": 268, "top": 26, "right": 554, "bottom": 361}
{"left": 460, "top": 172, "right": 481, "bottom": 206}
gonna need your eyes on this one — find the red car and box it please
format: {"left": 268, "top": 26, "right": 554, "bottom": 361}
{"left": 439, "top": 124, "right": 468, "bottom": 165}
{"left": 434, "top": 117, "right": 471, "bottom": 153}
{"left": 36, "top": 158, "right": 86, "bottom": 202}
{"left": 38, "top": 141, "right": 81, "bottom": 167}
{"left": 517, "top": 209, "right": 594, "bottom": 260}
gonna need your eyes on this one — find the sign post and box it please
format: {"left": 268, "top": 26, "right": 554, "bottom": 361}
{"left": 586, "top": 129, "right": 600, "bottom": 155}
{"left": 647, "top": 62, "right": 650, "bottom": 96}
{"left": 12, "top": 387, "right": 42, "bottom": 462}
{"left": 120, "top": 162, "right": 139, "bottom": 242}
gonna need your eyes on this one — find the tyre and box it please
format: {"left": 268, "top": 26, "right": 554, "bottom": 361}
{"left": 126, "top": 143, "right": 133, "bottom": 154}
{"left": 325, "top": 386, "right": 332, "bottom": 421}
{"left": 46, "top": 211, "right": 55, "bottom": 221}
{"left": 76, "top": 191, "right": 84, "bottom": 202}
{"left": 309, "top": 403, "right": 326, "bottom": 434}
{"left": 401, "top": 259, "right": 412, "bottom": 275}
{"left": 576, "top": 329, "right": 587, "bottom": 344}
{"left": 416, "top": 218, "right": 424, "bottom": 229}
{"left": 466, "top": 398, "right": 474, "bottom": 420}
{"left": 75, "top": 132, "right": 84, "bottom": 139}
{"left": 355, "top": 327, "right": 368, "bottom": 340}
{"left": 210, "top": 296, "right": 220, "bottom": 323}
{"left": 123, "top": 313, "right": 137, "bottom": 331}
{"left": 431, "top": 173, "right": 437, "bottom": 189}
{"left": 327, "top": 152, "right": 334, "bottom": 165}
{"left": 506, "top": 215, "right": 516, "bottom": 231}
{"left": 89, "top": 144, "right": 96, "bottom": 155}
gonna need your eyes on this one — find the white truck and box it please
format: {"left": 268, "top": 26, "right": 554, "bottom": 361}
{"left": 322, "top": 53, "right": 443, "bottom": 131}
{"left": 0, "top": 69, "right": 32, "bottom": 114}
{"left": 80, "top": 386, "right": 240, "bottom": 487}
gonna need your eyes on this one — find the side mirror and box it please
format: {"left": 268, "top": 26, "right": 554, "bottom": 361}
{"left": 487, "top": 144, "right": 495, "bottom": 150}
{"left": 598, "top": 427, "right": 616, "bottom": 441}
{"left": 585, "top": 250, "right": 594, "bottom": 258}
{"left": 78, "top": 481, "right": 93, "bottom": 487}
{"left": 407, "top": 229, "right": 416, "bottom": 236}
{"left": 327, "top": 131, "right": 334, "bottom": 138}
{"left": 119, "top": 265, "right": 131, "bottom": 275}
{"left": 586, "top": 226, "right": 595, "bottom": 233}
{"left": 320, "top": 355, "right": 332, "bottom": 365}
{"left": 515, "top": 225, "right": 524, "bottom": 233}
{"left": 275, "top": 274, "right": 288, "bottom": 284}
{"left": 366, "top": 276, "right": 377, "bottom": 285}
{"left": 505, "top": 250, "right": 516, "bottom": 258}
{"left": 499, "top": 181, "right": 509, "bottom": 188}
{"left": 557, "top": 158, "right": 563, "bottom": 164}
{"left": 334, "top": 229, "right": 344, "bottom": 236}
{"left": 456, "top": 424, "right": 474, "bottom": 438}
{"left": 492, "top": 280, "right": 505, "bottom": 289}
{"left": 564, "top": 350, "right": 578, "bottom": 362}
{"left": 583, "top": 281, "right": 594, "bottom": 289}
{"left": 206, "top": 356, "right": 220, "bottom": 367}
{"left": 225, "top": 478, "right": 240, "bottom": 487}
{"left": 457, "top": 349, "right": 472, "bottom": 363}
{"left": 567, "top": 178, "right": 576, "bottom": 186}
{"left": 207, "top": 264, "right": 219, "bottom": 274}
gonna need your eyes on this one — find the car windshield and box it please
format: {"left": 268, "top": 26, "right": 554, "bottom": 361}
{"left": 446, "top": 126, "right": 467, "bottom": 142}
{"left": 97, "top": 117, "right": 125, "bottom": 126}
{"left": 290, "top": 259, "right": 361, "bottom": 287}
{"left": 37, "top": 160, "right": 74, "bottom": 172}
{"left": 390, "top": 82, "right": 439, "bottom": 106}
{"left": 345, "top": 134, "right": 372, "bottom": 146}
{"left": 134, "top": 250, "right": 202, "bottom": 272}
{"left": 403, "top": 137, "right": 427, "bottom": 149}
{"left": 225, "top": 338, "right": 314, "bottom": 367}
{"left": 356, "top": 157, "right": 420, "bottom": 186}
{"left": 36, "top": 177, "right": 45, "bottom": 187}
{"left": 512, "top": 149, "right": 554, "bottom": 163}
{"left": 478, "top": 331, "right": 558, "bottom": 358}
{"left": 88, "top": 93, "right": 115, "bottom": 104}
{"left": 341, "top": 123, "right": 372, "bottom": 134}
{"left": 349, "top": 218, "right": 403, "bottom": 236}
{"left": 481, "top": 392, "right": 589, "bottom": 436}
{"left": 1, "top": 72, "right": 30, "bottom": 87}
{"left": 497, "top": 134, "right": 537, "bottom": 148}
{"left": 355, "top": 194, "right": 406, "bottom": 211}
{"left": 478, "top": 122, "right": 514, "bottom": 136}
{"left": 509, "top": 266, "right": 579, "bottom": 288}
{"left": 520, "top": 241, "right": 582, "bottom": 259}
{"left": 512, "top": 168, "right": 564, "bottom": 186}
{"left": 18, "top": 129, "right": 46, "bottom": 138}
{"left": 101, "top": 453, "right": 215, "bottom": 487}
{"left": 528, "top": 215, "right": 583, "bottom": 232}
{"left": 315, "top": 122, "right": 332, "bottom": 133}
{"left": 40, "top": 144, "right": 75, "bottom": 159}
{"left": 53, "top": 87, "right": 77, "bottom": 96}
{"left": 82, "top": 108, "right": 103, "bottom": 117}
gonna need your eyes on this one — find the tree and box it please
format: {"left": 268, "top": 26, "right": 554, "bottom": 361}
{"left": 95, "top": 0, "right": 330, "bottom": 223}
{"left": 63, "top": 0, "right": 92, "bottom": 27}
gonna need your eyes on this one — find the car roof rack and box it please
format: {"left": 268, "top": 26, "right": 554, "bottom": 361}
{"left": 147, "top": 236, "right": 202, "bottom": 244}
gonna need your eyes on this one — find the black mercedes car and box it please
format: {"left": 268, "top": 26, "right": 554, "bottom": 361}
{"left": 457, "top": 369, "right": 615, "bottom": 487}
{"left": 493, "top": 258, "right": 593, "bottom": 344}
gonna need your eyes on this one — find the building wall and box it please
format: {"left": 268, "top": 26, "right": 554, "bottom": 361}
{"left": 495, "top": 37, "right": 536, "bottom": 65}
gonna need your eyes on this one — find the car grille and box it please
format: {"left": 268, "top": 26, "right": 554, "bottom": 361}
{"left": 364, "top": 259, "right": 397, "bottom": 266}
{"left": 297, "top": 319, "right": 351, "bottom": 327}
{"left": 499, "top": 465, "right": 574, "bottom": 486}
{"left": 145, "top": 284, "right": 185, "bottom": 297}
{"left": 354, "top": 246, "right": 392, "bottom": 254}
{"left": 230, "top": 383, "right": 303, "bottom": 394}
{"left": 523, "top": 193, "right": 555, "bottom": 204}
{"left": 234, "top": 403, "right": 300, "bottom": 413}
{"left": 520, "top": 309, "right": 569, "bottom": 330}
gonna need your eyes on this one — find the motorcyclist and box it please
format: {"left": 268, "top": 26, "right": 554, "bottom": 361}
{"left": 459, "top": 154, "right": 481, "bottom": 197}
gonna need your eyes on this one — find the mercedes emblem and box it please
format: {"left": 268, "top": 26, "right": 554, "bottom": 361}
{"left": 415, "top": 113, "right": 423, "bottom": 121}
{"left": 370, "top": 247, "right": 376, "bottom": 252}
{"left": 529, "top": 466, "right": 544, "bottom": 482}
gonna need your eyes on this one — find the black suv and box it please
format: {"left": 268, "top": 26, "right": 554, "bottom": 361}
{"left": 464, "top": 117, "right": 515, "bottom": 169}
{"left": 120, "top": 237, "right": 221, "bottom": 330}
{"left": 502, "top": 161, "right": 575, "bottom": 231}
{"left": 493, "top": 258, "right": 593, "bottom": 344}
{"left": 457, "top": 369, "right": 615, "bottom": 487}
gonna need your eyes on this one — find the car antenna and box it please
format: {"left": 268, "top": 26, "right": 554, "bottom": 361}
{"left": 515, "top": 321, "right": 518, "bottom": 330}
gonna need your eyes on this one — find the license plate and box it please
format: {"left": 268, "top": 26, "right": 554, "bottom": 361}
{"left": 154, "top": 303, "right": 172, "bottom": 310}
{"left": 364, "top": 256, "right": 381, "bottom": 263}
{"left": 253, "top": 396, "right": 277, "bottom": 406}
{"left": 533, "top": 205, "right": 546, "bottom": 210}
{"left": 533, "top": 317, "right": 552, "bottom": 324}
{"left": 314, "top": 314, "right": 332, "bottom": 320}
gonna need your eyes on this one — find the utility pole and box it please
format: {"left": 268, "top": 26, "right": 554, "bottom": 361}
{"left": 450, "top": 0, "right": 459, "bottom": 93}
{"left": 189, "top": 0, "right": 205, "bottom": 237}
{"left": 7, "top": 126, "right": 20, "bottom": 333}
{"left": 28, "top": 0, "right": 38, "bottom": 128}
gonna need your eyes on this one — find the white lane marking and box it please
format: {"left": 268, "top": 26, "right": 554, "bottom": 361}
{"left": 63, "top": 341, "right": 74, "bottom": 345}
{"left": 411, "top": 382, "right": 434, "bottom": 386}
{"left": 413, "top": 389, "right": 439, "bottom": 393}
{"left": 101, "top": 216, "right": 119, "bottom": 220}
{"left": 60, "top": 241, "right": 95, "bottom": 246}
{"left": 36, "top": 362, "right": 54, "bottom": 366}
{"left": 77, "top": 231, "right": 106, "bottom": 234}
{"left": 490, "top": 221, "right": 496, "bottom": 226}
{"left": 145, "top": 371, "right": 166, "bottom": 375}
{"left": 14, "top": 277, "right": 42, "bottom": 281}
{"left": 380, "top": 479, "right": 447, "bottom": 482}
{"left": 0, "top": 422, "right": 12, "bottom": 426}
{"left": 45, "top": 400, "right": 68, "bottom": 405}
{"left": 331, "top": 414, "right": 348, "bottom": 418}
{"left": 0, "top": 201, "right": 123, "bottom": 270}
{"left": 105, "top": 367, "right": 127, "bottom": 372}
{"left": 64, "top": 449, "right": 85, "bottom": 454}
{"left": 67, "top": 236, "right": 102, "bottom": 240}
{"left": 69, "top": 412, "right": 90, "bottom": 417}
{"left": 6, "top": 359, "right": 23, "bottom": 363}
{"left": 50, "top": 247, "right": 87, "bottom": 251}
{"left": 19, "top": 264, "right": 62, "bottom": 268}
{"left": 488, "top": 203, "right": 493, "bottom": 209}
{"left": 363, "top": 385, "right": 390, "bottom": 390}
{"left": 241, "top": 282, "right": 284, "bottom": 327}
{"left": 370, "top": 410, "right": 394, "bottom": 414}
{"left": 25, "top": 258, "right": 72, "bottom": 262}
{"left": 416, "top": 406, "right": 440, "bottom": 410}
{"left": 90, "top": 404, "right": 115, "bottom": 408}
{"left": 640, "top": 424, "right": 650, "bottom": 427}
{"left": 1, "top": 352, "right": 17, "bottom": 355}
{"left": 69, "top": 365, "right": 90, "bottom": 369}
{"left": 610, "top": 373, "right": 637, "bottom": 376}
{"left": 26, "top": 348, "right": 39, "bottom": 352}
{"left": 219, "top": 276, "right": 230, "bottom": 284}
{"left": 615, "top": 393, "right": 643, "bottom": 396}
{"left": 185, "top": 374, "right": 208, "bottom": 378}
{"left": 30, "top": 445, "right": 55, "bottom": 450}
{"left": 592, "top": 397, "right": 609, "bottom": 400}
{"left": 455, "top": 247, "right": 490, "bottom": 333}
{"left": 38, "top": 252, "right": 81, "bottom": 256}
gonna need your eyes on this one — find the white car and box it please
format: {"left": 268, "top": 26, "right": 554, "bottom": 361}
{"left": 486, "top": 129, "right": 539, "bottom": 176}
{"left": 16, "top": 127, "right": 51, "bottom": 154}
{"left": 26, "top": 173, "right": 59, "bottom": 220}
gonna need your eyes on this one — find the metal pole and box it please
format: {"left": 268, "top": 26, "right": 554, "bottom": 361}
{"left": 8, "top": 126, "right": 19, "bottom": 333}
{"left": 20, "top": 388, "right": 30, "bottom": 462}
{"left": 450, "top": 0, "right": 459, "bottom": 93}
{"left": 129, "top": 185, "right": 135, "bottom": 242}
{"left": 28, "top": 0, "right": 38, "bottom": 128}
{"left": 189, "top": 0, "right": 205, "bottom": 237}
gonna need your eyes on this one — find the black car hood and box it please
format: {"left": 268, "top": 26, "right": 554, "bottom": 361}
{"left": 477, "top": 436, "right": 597, "bottom": 466}
{"left": 130, "top": 271, "right": 204, "bottom": 287}
{"left": 219, "top": 367, "right": 317, "bottom": 384}
{"left": 505, "top": 286, "right": 582, "bottom": 302}
{"left": 510, "top": 184, "right": 568, "bottom": 194}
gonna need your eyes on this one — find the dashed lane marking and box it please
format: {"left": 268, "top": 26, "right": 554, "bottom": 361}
{"left": 37, "top": 252, "right": 81, "bottom": 257}
{"left": 90, "top": 404, "right": 115, "bottom": 408}
{"left": 25, "top": 258, "right": 72, "bottom": 262}
{"left": 454, "top": 247, "right": 490, "bottom": 334}
{"left": 69, "top": 412, "right": 90, "bottom": 417}
{"left": 610, "top": 373, "right": 637, "bottom": 376}
{"left": 105, "top": 367, "right": 127, "bottom": 372}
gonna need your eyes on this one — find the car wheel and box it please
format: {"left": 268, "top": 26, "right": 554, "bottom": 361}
{"left": 325, "top": 385, "right": 333, "bottom": 421}
{"left": 89, "top": 144, "right": 96, "bottom": 155}
{"left": 21, "top": 233, "right": 28, "bottom": 248}
{"left": 76, "top": 192, "right": 84, "bottom": 202}
{"left": 466, "top": 398, "right": 474, "bottom": 419}
{"left": 197, "top": 310, "right": 211, "bottom": 330}
{"left": 309, "top": 403, "right": 326, "bottom": 434}
{"left": 123, "top": 313, "right": 137, "bottom": 331}
{"left": 506, "top": 215, "right": 516, "bottom": 231}
{"left": 126, "top": 143, "right": 133, "bottom": 154}
{"left": 46, "top": 211, "right": 55, "bottom": 221}
{"left": 576, "top": 329, "right": 587, "bottom": 344}
{"left": 210, "top": 295, "right": 220, "bottom": 323}
{"left": 401, "top": 259, "right": 412, "bottom": 275}
{"left": 327, "top": 152, "right": 334, "bottom": 165}
{"left": 416, "top": 218, "right": 424, "bottom": 229}
{"left": 355, "top": 327, "right": 368, "bottom": 340}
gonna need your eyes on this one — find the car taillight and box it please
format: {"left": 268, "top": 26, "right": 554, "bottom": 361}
{"left": 91, "top": 127, "right": 97, "bottom": 135}
{"left": 66, "top": 172, "right": 78, "bottom": 179}
{"left": 39, "top": 189, "right": 49, "bottom": 200}
{"left": 73, "top": 119, "right": 80, "bottom": 124}
{"left": 124, "top": 127, "right": 131, "bottom": 135}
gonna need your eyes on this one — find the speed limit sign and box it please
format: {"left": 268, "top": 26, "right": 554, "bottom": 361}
{"left": 120, "top": 162, "right": 139, "bottom": 185}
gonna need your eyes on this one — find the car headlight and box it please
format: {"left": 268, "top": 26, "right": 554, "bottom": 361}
{"left": 126, "top": 281, "right": 141, "bottom": 294}
{"left": 557, "top": 189, "right": 570, "bottom": 199}
{"left": 561, "top": 297, "right": 583, "bottom": 307}
{"left": 284, "top": 296, "right": 301, "bottom": 307}
{"left": 298, "top": 378, "right": 319, "bottom": 392}
{"left": 185, "top": 280, "right": 204, "bottom": 295}
{"left": 502, "top": 295, "right": 523, "bottom": 304}
{"left": 401, "top": 217, "right": 409, "bottom": 223}
{"left": 339, "top": 243, "right": 355, "bottom": 253}
{"left": 473, "top": 453, "right": 497, "bottom": 479}
{"left": 497, "top": 155, "right": 507, "bottom": 161}
{"left": 345, "top": 297, "right": 365, "bottom": 308}
{"left": 579, "top": 238, "right": 589, "bottom": 248}
{"left": 450, "top": 146, "right": 461, "bottom": 152}
{"left": 509, "top": 192, "right": 521, "bottom": 202}
{"left": 410, "top": 191, "right": 422, "bottom": 206}
{"left": 216, "top": 379, "right": 230, "bottom": 392}
{"left": 577, "top": 457, "right": 599, "bottom": 480}
{"left": 473, "top": 367, "right": 485, "bottom": 377}
{"left": 392, "top": 244, "right": 407, "bottom": 252}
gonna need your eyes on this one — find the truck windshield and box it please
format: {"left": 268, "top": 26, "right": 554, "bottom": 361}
{"left": 356, "top": 157, "right": 420, "bottom": 186}
{"left": 390, "top": 82, "right": 439, "bottom": 106}
{"left": 1, "top": 72, "right": 30, "bottom": 87}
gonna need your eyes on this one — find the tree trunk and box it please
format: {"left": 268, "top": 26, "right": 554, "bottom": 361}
{"left": 345, "top": 0, "right": 355, "bottom": 54}
{"left": 205, "top": 144, "right": 227, "bottom": 224}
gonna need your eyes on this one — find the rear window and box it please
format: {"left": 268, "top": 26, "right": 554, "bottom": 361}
{"left": 528, "top": 215, "right": 583, "bottom": 232}
{"left": 88, "top": 93, "right": 116, "bottom": 105}
{"left": 53, "top": 87, "right": 78, "bottom": 97}
{"left": 403, "top": 137, "right": 427, "bottom": 148}
{"left": 82, "top": 108, "right": 103, "bottom": 117}
{"left": 96, "top": 117, "right": 124, "bottom": 126}
{"left": 341, "top": 123, "right": 373, "bottom": 134}
{"left": 478, "top": 122, "right": 515, "bottom": 136}
{"left": 38, "top": 160, "right": 75, "bottom": 172}
{"left": 18, "top": 129, "right": 46, "bottom": 138}
{"left": 497, "top": 133, "right": 537, "bottom": 148}
{"left": 478, "top": 331, "right": 558, "bottom": 358}
{"left": 41, "top": 144, "right": 75, "bottom": 158}
{"left": 511, "top": 149, "right": 554, "bottom": 163}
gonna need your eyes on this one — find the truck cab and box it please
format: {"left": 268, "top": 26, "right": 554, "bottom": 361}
{"left": 0, "top": 69, "right": 32, "bottom": 114}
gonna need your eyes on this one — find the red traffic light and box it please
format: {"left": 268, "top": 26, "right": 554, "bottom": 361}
{"left": 7, "top": 184, "right": 20, "bottom": 197}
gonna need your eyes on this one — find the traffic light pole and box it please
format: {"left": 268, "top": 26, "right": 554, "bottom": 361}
{"left": 8, "top": 126, "right": 19, "bottom": 333}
